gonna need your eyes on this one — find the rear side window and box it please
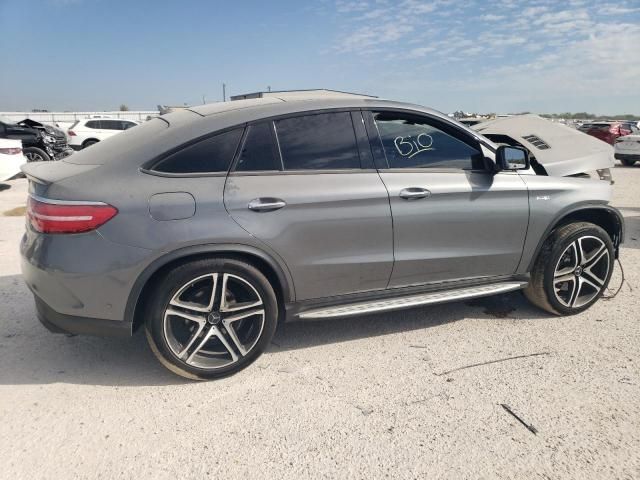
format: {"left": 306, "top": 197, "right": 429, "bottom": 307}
{"left": 152, "top": 128, "right": 243, "bottom": 174}
{"left": 235, "top": 122, "right": 281, "bottom": 172}
{"left": 275, "top": 112, "right": 360, "bottom": 170}
{"left": 373, "top": 112, "right": 483, "bottom": 170}
{"left": 102, "top": 120, "right": 123, "bottom": 130}
{"left": 85, "top": 120, "right": 100, "bottom": 129}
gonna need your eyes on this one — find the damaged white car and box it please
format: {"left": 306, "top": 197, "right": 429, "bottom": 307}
{"left": 472, "top": 114, "right": 614, "bottom": 181}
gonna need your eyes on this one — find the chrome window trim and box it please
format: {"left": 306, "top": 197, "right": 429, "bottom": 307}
{"left": 29, "top": 193, "right": 108, "bottom": 206}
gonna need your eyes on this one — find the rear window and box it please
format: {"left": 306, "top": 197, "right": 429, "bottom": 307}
{"left": 152, "top": 128, "right": 243, "bottom": 174}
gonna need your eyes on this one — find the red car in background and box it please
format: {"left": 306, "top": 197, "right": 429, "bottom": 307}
{"left": 578, "top": 121, "right": 636, "bottom": 145}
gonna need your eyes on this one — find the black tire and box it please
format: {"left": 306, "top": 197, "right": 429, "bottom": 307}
{"left": 145, "top": 257, "right": 278, "bottom": 380}
{"left": 23, "top": 147, "right": 50, "bottom": 162}
{"left": 82, "top": 139, "right": 98, "bottom": 149}
{"left": 524, "top": 222, "right": 614, "bottom": 315}
{"left": 620, "top": 158, "right": 636, "bottom": 167}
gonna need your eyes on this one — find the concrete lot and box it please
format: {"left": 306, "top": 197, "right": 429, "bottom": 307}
{"left": 0, "top": 167, "right": 639, "bottom": 480}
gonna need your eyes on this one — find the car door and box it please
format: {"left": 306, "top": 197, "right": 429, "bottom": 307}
{"left": 364, "top": 110, "right": 529, "bottom": 288}
{"left": 224, "top": 111, "right": 394, "bottom": 301}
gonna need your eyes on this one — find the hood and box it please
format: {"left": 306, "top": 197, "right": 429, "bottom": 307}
{"left": 18, "top": 118, "right": 66, "bottom": 138}
{"left": 617, "top": 133, "right": 640, "bottom": 142}
{"left": 473, "top": 114, "right": 614, "bottom": 176}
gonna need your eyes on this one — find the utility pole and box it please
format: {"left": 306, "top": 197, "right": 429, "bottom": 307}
{"left": 202, "top": 94, "right": 206, "bottom": 105}
{"left": 222, "top": 83, "right": 226, "bottom": 102}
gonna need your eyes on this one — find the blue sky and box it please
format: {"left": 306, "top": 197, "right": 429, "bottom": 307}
{"left": 1, "top": 0, "right": 639, "bottom": 114}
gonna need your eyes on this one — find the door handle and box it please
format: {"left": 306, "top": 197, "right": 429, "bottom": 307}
{"left": 399, "top": 187, "right": 431, "bottom": 200}
{"left": 248, "top": 198, "right": 286, "bottom": 212}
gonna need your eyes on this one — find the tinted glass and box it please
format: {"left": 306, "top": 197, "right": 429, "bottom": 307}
{"left": 153, "top": 128, "right": 242, "bottom": 174}
{"left": 373, "top": 112, "right": 482, "bottom": 169}
{"left": 85, "top": 120, "right": 100, "bottom": 129}
{"left": 235, "top": 122, "right": 280, "bottom": 171}
{"left": 104, "top": 120, "right": 123, "bottom": 130}
{"left": 122, "top": 121, "right": 136, "bottom": 130}
{"left": 275, "top": 112, "right": 360, "bottom": 170}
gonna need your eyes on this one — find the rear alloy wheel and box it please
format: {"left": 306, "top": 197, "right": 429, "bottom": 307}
{"left": 525, "top": 222, "right": 613, "bottom": 315}
{"left": 145, "top": 258, "right": 278, "bottom": 380}
{"left": 23, "top": 147, "right": 50, "bottom": 162}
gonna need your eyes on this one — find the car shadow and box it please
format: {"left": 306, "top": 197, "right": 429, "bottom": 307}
{"left": 0, "top": 273, "right": 551, "bottom": 387}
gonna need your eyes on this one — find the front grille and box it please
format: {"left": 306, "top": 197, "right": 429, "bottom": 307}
{"left": 522, "top": 134, "right": 550, "bottom": 150}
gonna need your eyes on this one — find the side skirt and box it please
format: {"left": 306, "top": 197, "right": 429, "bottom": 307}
{"left": 288, "top": 280, "right": 528, "bottom": 321}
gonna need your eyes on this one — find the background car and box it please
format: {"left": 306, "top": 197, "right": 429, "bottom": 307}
{"left": 67, "top": 118, "right": 139, "bottom": 150}
{"left": 0, "top": 116, "right": 71, "bottom": 162}
{"left": 0, "top": 138, "right": 26, "bottom": 181}
{"left": 578, "top": 121, "right": 636, "bottom": 145}
{"left": 615, "top": 133, "right": 640, "bottom": 166}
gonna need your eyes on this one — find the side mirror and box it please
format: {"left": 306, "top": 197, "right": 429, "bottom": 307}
{"left": 495, "top": 145, "right": 530, "bottom": 171}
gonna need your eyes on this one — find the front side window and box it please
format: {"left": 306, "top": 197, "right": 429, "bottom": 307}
{"left": 235, "top": 122, "right": 280, "bottom": 172}
{"left": 373, "top": 112, "right": 483, "bottom": 170}
{"left": 275, "top": 112, "right": 360, "bottom": 170}
{"left": 152, "top": 128, "right": 243, "bottom": 174}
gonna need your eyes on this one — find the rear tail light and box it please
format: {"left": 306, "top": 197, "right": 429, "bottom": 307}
{"left": 27, "top": 195, "right": 118, "bottom": 234}
{"left": 68, "top": 130, "right": 76, "bottom": 136}
{"left": 0, "top": 147, "right": 23, "bottom": 155}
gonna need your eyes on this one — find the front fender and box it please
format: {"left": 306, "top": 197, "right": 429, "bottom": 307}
{"left": 519, "top": 202, "right": 624, "bottom": 273}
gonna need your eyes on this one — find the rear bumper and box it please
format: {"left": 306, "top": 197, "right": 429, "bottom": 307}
{"left": 34, "top": 294, "right": 132, "bottom": 337}
{"left": 20, "top": 227, "right": 152, "bottom": 333}
{"left": 615, "top": 153, "right": 640, "bottom": 161}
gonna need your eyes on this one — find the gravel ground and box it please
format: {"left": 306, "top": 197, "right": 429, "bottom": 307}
{"left": 0, "top": 166, "right": 639, "bottom": 480}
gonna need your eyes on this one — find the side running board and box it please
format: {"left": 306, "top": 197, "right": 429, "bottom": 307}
{"left": 298, "top": 281, "right": 528, "bottom": 320}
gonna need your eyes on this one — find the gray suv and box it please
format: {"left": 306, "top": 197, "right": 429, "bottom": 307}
{"left": 20, "top": 96, "right": 624, "bottom": 379}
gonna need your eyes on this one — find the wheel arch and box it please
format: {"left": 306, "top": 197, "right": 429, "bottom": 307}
{"left": 127, "top": 244, "right": 294, "bottom": 332}
{"left": 82, "top": 138, "right": 100, "bottom": 147}
{"left": 526, "top": 204, "right": 624, "bottom": 272}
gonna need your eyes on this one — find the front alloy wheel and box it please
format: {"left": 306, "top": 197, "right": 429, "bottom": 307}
{"left": 146, "top": 258, "right": 278, "bottom": 380}
{"left": 553, "top": 236, "right": 610, "bottom": 308}
{"left": 525, "top": 222, "right": 614, "bottom": 315}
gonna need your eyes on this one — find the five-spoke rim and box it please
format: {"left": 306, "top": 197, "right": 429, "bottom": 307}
{"left": 553, "top": 235, "right": 610, "bottom": 308}
{"left": 162, "top": 273, "right": 265, "bottom": 369}
{"left": 25, "top": 151, "right": 45, "bottom": 162}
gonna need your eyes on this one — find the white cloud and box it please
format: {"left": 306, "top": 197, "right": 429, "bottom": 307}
{"left": 330, "top": 0, "right": 640, "bottom": 112}
{"left": 481, "top": 14, "right": 506, "bottom": 21}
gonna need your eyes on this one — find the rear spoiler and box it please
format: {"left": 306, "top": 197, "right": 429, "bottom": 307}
{"left": 21, "top": 161, "right": 100, "bottom": 185}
